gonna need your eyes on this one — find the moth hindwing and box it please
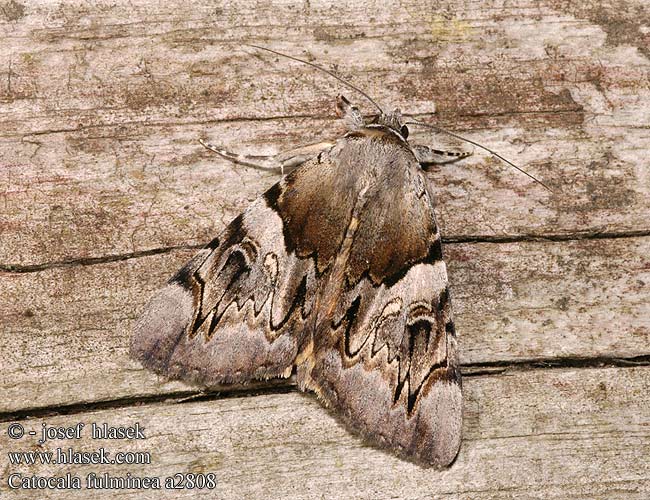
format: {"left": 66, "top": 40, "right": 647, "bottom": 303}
{"left": 132, "top": 67, "right": 462, "bottom": 467}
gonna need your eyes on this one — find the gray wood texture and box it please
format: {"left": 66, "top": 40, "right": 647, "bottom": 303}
{"left": 1, "top": 0, "right": 648, "bottom": 498}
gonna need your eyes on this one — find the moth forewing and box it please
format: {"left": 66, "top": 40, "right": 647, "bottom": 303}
{"left": 132, "top": 48, "right": 464, "bottom": 467}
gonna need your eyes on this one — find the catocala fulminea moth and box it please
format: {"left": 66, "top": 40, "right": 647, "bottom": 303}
{"left": 131, "top": 45, "right": 548, "bottom": 467}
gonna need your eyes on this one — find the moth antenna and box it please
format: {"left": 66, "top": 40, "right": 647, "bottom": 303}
{"left": 406, "top": 121, "right": 553, "bottom": 192}
{"left": 243, "top": 43, "right": 384, "bottom": 115}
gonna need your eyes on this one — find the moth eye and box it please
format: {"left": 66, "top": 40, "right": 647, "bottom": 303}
{"left": 400, "top": 125, "right": 409, "bottom": 139}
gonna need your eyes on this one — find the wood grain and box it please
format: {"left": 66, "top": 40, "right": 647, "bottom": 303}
{"left": 1, "top": 1, "right": 649, "bottom": 266}
{"left": 1, "top": 0, "right": 649, "bottom": 497}
{"left": 1, "top": 236, "right": 648, "bottom": 414}
{"left": 1, "top": 367, "right": 648, "bottom": 499}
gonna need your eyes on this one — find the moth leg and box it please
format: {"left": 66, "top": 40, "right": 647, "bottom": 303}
{"left": 274, "top": 141, "right": 336, "bottom": 174}
{"left": 413, "top": 144, "right": 473, "bottom": 167}
{"left": 200, "top": 139, "right": 334, "bottom": 175}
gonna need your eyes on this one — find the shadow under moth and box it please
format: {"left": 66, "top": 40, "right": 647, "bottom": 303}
{"left": 131, "top": 45, "right": 548, "bottom": 467}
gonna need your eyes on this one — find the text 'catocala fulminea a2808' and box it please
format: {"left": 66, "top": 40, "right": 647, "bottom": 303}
{"left": 131, "top": 45, "right": 545, "bottom": 467}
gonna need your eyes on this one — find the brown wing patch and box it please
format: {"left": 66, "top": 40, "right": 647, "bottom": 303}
{"left": 264, "top": 146, "right": 358, "bottom": 274}
{"left": 267, "top": 133, "right": 440, "bottom": 286}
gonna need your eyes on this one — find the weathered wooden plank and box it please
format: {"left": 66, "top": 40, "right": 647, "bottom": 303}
{"left": 1, "top": 1, "right": 648, "bottom": 497}
{"left": 0, "top": 1, "right": 617, "bottom": 124}
{"left": 1, "top": 1, "right": 649, "bottom": 265}
{"left": 1, "top": 366, "right": 648, "bottom": 499}
{"left": 2, "top": 236, "right": 648, "bottom": 414}
{"left": 1, "top": 0, "right": 647, "bottom": 124}
{"left": 4, "top": 117, "right": 649, "bottom": 266}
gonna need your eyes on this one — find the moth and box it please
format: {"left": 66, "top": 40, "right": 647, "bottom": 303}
{"left": 131, "top": 46, "right": 547, "bottom": 467}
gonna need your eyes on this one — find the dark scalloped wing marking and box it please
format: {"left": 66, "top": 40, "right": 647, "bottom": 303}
{"left": 336, "top": 284, "right": 453, "bottom": 415}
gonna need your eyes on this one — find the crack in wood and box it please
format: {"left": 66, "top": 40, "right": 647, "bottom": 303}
{"left": 2, "top": 229, "right": 649, "bottom": 274}
{"left": 443, "top": 229, "right": 650, "bottom": 244}
{"left": 5, "top": 105, "right": 588, "bottom": 140}
{"left": 0, "top": 243, "right": 205, "bottom": 273}
{"left": 1, "top": 355, "right": 647, "bottom": 423}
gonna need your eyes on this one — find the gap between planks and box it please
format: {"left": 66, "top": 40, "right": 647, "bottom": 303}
{"left": 2, "top": 229, "right": 650, "bottom": 274}
{"left": 1, "top": 357, "right": 649, "bottom": 424}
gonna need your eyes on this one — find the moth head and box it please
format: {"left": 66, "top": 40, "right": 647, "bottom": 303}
{"left": 376, "top": 108, "right": 409, "bottom": 140}
{"left": 336, "top": 95, "right": 409, "bottom": 140}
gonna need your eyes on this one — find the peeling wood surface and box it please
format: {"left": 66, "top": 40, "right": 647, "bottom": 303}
{"left": 1, "top": 0, "right": 649, "bottom": 498}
